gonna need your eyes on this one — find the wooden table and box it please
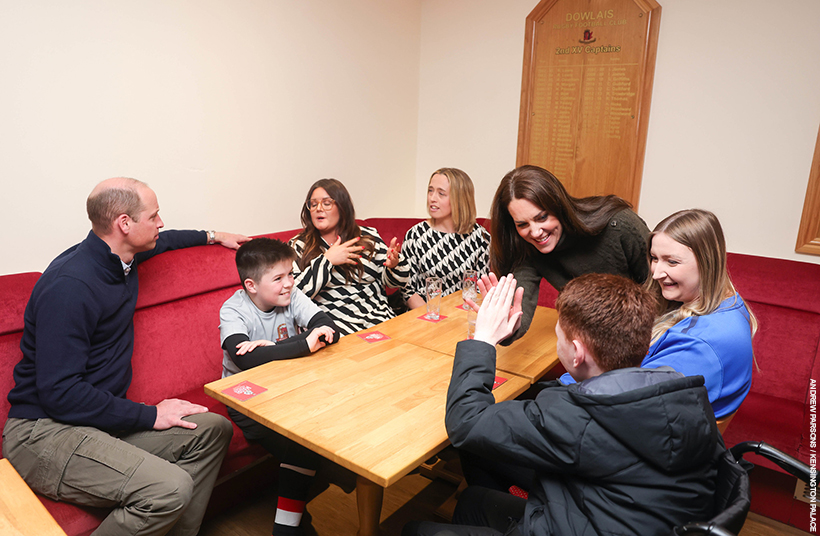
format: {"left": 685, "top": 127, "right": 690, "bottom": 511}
{"left": 377, "top": 292, "right": 560, "bottom": 383}
{"left": 0, "top": 459, "right": 67, "bottom": 536}
{"left": 204, "top": 295, "right": 558, "bottom": 535}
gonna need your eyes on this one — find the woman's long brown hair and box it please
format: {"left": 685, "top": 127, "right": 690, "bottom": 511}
{"left": 294, "top": 178, "right": 375, "bottom": 283}
{"left": 490, "top": 165, "right": 632, "bottom": 274}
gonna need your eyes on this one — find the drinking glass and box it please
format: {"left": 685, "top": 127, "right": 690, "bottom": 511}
{"left": 462, "top": 270, "right": 478, "bottom": 310}
{"left": 425, "top": 276, "right": 443, "bottom": 320}
{"left": 467, "top": 307, "right": 477, "bottom": 339}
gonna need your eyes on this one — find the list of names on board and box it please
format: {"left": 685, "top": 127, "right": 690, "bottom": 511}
{"left": 519, "top": 0, "right": 659, "bottom": 204}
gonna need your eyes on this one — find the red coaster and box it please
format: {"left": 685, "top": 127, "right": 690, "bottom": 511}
{"left": 357, "top": 331, "right": 391, "bottom": 343}
{"left": 417, "top": 313, "right": 447, "bottom": 323}
{"left": 222, "top": 380, "right": 267, "bottom": 401}
{"left": 492, "top": 376, "right": 507, "bottom": 390}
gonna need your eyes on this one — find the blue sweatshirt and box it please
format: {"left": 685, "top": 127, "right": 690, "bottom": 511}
{"left": 641, "top": 295, "right": 753, "bottom": 418}
{"left": 559, "top": 295, "right": 754, "bottom": 418}
{"left": 8, "top": 229, "right": 205, "bottom": 431}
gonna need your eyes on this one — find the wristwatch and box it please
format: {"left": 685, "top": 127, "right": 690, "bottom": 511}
{"left": 208, "top": 230, "right": 216, "bottom": 245}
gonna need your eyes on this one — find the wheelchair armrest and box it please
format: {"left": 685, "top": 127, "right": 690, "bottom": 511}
{"left": 674, "top": 521, "right": 737, "bottom": 536}
{"left": 730, "top": 441, "right": 810, "bottom": 483}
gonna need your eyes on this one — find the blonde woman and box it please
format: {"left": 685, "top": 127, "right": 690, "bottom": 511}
{"left": 641, "top": 209, "right": 757, "bottom": 418}
{"left": 402, "top": 168, "right": 490, "bottom": 309}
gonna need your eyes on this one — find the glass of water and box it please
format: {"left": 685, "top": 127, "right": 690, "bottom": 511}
{"left": 467, "top": 307, "right": 477, "bottom": 339}
{"left": 462, "top": 270, "right": 478, "bottom": 310}
{"left": 425, "top": 276, "right": 443, "bottom": 320}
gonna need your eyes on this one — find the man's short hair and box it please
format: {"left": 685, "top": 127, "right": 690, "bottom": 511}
{"left": 236, "top": 238, "right": 297, "bottom": 288}
{"left": 86, "top": 178, "right": 148, "bottom": 234}
{"left": 555, "top": 273, "right": 657, "bottom": 372}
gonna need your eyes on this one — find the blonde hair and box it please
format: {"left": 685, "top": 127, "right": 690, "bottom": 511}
{"left": 646, "top": 209, "right": 758, "bottom": 344}
{"left": 429, "top": 168, "right": 477, "bottom": 234}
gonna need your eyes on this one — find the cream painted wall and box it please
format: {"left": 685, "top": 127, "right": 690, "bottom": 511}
{"left": 641, "top": 0, "right": 820, "bottom": 264}
{"left": 4, "top": 0, "right": 819, "bottom": 275}
{"left": 414, "top": 0, "right": 820, "bottom": 265}
{"left": 415, "top": 0, "right": 537, "bottom": 220}
{"left": 0, "top": 0, "right": 421, "bottom": 275}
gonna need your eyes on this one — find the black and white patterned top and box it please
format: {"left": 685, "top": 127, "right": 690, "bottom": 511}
{"left": 289, "top": 226, "right": 410, "bottom": 336}
{"left": 402, "top": 221, "right": 491, "bottom": 301}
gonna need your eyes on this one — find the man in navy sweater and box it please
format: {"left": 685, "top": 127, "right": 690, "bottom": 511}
{"left": 3, "top": 177, "right": 249, "bottom": 536}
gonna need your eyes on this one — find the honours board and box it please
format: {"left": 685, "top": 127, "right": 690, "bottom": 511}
{"left": 516, "top": 0, "right": 661, "bottom": 207}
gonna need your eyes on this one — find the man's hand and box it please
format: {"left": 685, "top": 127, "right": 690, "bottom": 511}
{"left": 306, "top": 326, "right": 336, "bottom": 352}
{"left": 154, "top": 398, "right": 209, "bottom": 430}
{"left": 473, "top": 275, "right": 524, "bottom": 346}
{"left": 324, "top": 236, "right": 363, "bottom": 266}
{"left": 385, "top": 237, "right": 401, "bottom": 269}
{"left": 236, "top": 339, "right": 274, "bottom": 355}
{"left": 214, "top": 232, "right": 251, "bottom": 250}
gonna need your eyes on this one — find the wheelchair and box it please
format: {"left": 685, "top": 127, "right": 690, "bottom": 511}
{"left": 673, "top": 441, "right": 811, "bottom": 536}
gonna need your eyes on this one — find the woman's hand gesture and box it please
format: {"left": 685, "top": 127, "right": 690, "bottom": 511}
{"left": 473, "top": 274, "right": 524, "bottom": 347}
{"left": 467, "top": 271, "right": 524, "bottom": 337}
{"left": 385, "top": 237, "right": 401, "bottom": 269}
{"left": 324, "top": 236, "right": 363, "bottom": 266}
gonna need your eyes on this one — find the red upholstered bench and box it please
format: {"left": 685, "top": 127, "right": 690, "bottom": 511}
{"left": 3, "top": 223, "right": 817, "bottom": 534}
{"left": 722, "top": 253, "right": 820, "bottom": 467}
{"left": 0, "top": 230, "right": 302, "bottom": 535}
{"left": 721, "top": 252, "right": 820, "bottom": 532}
{"left": 519, "top": 252, "right": 820, "bottom": 534}
{"left": 0, "top": 221, "right": 437, "bottom": 534}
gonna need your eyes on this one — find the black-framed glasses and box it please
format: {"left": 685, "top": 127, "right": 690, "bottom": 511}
{"left": 307, "top": 197, "right": 336, "bottom": 211}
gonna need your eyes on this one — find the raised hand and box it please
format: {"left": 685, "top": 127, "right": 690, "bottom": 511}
{"left": 475, "top": 273, "right": 500, "bottom": 304}
{"left": 466, "top": 272, "right": 499, "bottom": 312}
{"left": 385, "top": 237, "right": 401, "bottom": 269}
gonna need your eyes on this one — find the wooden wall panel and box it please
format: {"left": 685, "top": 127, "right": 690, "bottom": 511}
{"left": 517, "top": 0, "right": 661, "bottom": 208}
{"left": 796, "top": 124, "right": 820, "bottom": 256}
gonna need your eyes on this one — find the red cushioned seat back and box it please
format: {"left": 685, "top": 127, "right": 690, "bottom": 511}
{"left": 538, "top": 280, "right": 559, "bottom": 308}
{"left": 360, "top": 218, "right": 423, "bottom": 243}
{"left": 128, "top": 230, "right": 300, "bottom": 404}
{"left": 0, "top": 272, "right": 41, "bottom": 454}
{"left": 722, "top": 253, "right": 820, "bottom": 469}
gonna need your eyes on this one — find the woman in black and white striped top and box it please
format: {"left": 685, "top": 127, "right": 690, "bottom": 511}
{"left": 289, "top": 179, "right": 410, "bottom": 335}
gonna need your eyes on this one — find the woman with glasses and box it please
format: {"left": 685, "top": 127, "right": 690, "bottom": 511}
{"left": 289, "top": 178, "right": 410, "bottom": 335}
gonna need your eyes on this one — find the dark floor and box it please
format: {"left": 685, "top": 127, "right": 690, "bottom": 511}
{"left": 200, "top": 449, "right": 810, "bottom": 536}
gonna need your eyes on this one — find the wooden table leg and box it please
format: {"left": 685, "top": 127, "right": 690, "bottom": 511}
{"left": 356, "top": 475, "right": 384, "bottom": 536}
